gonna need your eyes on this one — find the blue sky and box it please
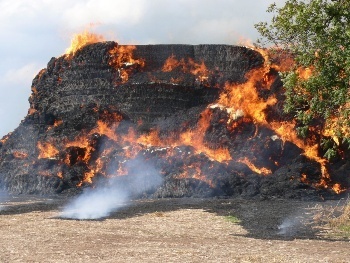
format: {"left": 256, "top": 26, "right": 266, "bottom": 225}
{"left": 0, "top": 0, "right": 285, "bottom": 137}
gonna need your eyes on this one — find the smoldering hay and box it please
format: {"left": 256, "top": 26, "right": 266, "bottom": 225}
{"left": 0, "top": 32, "right": 349, "bottom": 202}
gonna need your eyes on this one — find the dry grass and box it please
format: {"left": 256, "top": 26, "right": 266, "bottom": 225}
{"left": 313, "top": 196, "right": 350, "bottom": 238}
{"left": 329, "top": 199, "right": 350, "bottom": 237}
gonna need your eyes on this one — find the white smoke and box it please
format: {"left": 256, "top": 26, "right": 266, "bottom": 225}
{"left": 60, "top": 157, "right": 162, "bottom": 219}
{"left": 277, "top": 216, "right": 303, "bottom": 236}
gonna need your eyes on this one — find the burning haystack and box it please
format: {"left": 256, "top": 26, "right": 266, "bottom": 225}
{"left": 0, "top": 37, "right": 348, "bottom": 199}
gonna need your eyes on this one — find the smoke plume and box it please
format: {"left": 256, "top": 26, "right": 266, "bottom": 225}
{"left": 277, "top": 214, "right": 306, "bottom": 237}
{"left": 60, "top": 156, "right": 162, "bottom": 219}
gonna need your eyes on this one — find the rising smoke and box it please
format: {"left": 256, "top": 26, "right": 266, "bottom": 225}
{"left": 60, "top": 156, "right": 163, "bottom": 219}
{"left": 277, "top": 214, "right": 307, "bottom": 237}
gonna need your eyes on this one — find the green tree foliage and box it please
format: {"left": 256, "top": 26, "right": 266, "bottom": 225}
{"left": 255, "top": 0, "right": 350, "bottom": 158}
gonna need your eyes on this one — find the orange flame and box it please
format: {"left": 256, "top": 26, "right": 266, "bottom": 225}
{"left": 332, "top": 183, "right": 346, "bottom": 194}
{"left": 162, "top": 55, "right": 185, "bottom": 72}
{"left": 122, "top": 109, "right": 231, "bottom": 164}
{"left": 323, "top": 106, "right": 350, "bottom": 146}
{"left": 218, "top": 68, "right": 277, "bottom": 125}
{"left": 37, "top": 142, "right": 59, "bottom": 159}
{"left": 57, "top": 171, "right": 63, "bottom": 179}
{"left": 78, "top": 170, "right": 95, "bottom": 186}
{"left": 28, "top": 108, "right": 37, "bottom": 115}
{"left": 65, "top": 137, "right": 92, "bottom": 163}
{"left": 30, "top": 38, "right": 345, "bottom": 192}
{"left": 238, "top": 157, "right": 272, "bottom": 175}
{"left": 54, "top": 119, "right": 63, "bottom": 127}
{"left": 13, "top": 151, "right": 28, "bottom": 159}
{"left": 137, "top": 130, "right": 163, "bottom": 147}
{"left": 0, "top": 133, "right": 11, "bottom": 145}
{"left": 297, "top": 66, "right": 313, "bottom": 80}
{"left": 65, "top": 30, "right": 105, "bottom": 56}
{"left": 213, "top": 46, "right": 338, "bottom": 191}
{"left": 300, "top": 173, "right": 308, "bottom": 184}
{"left": 91, "top": 120, "right": 118, "bottom": 141}
{"left": 162, "top": 55, "right": 210, "bottom": 85}
{"left": 109, "top": 45, "right": 145, "bottom": 83}
{"left": 173, "top": 109, "right": 231, "bottom": 162}
{"left": 175, "top": 165, "right": 214, "bottom": 188}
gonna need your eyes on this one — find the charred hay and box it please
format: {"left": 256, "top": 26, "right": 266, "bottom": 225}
{"left": 0, "top": 42, "right": 348, "bottom": 199}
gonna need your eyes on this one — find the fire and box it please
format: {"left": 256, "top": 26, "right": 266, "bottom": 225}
{"left": 109, "top": 45, "right": 145, "bottom": 83}
{"left": 300, "top": 173, "right": 308, "bottom": 184}
{"left": 37, "top": 69, "right": 46, "bottom": 80}
{"left": 137, "top": 130, "right": 163, "bottom": 147}
{"left": 28, "top": 108, "right": 37, "bottom": 115}
{"left": 90, "top": 111, "right": 123, "bottom": 141}
{"left": 218, "top": 68, "right": 277, "bottom": 125}
{"left": 78, "top": 170, "right": 95, "bottom": 186}
{"left": 47, "top": 119, "right": 63, "bottom": 131}
{"left": 332, "top": 183, "right": 346, "bottom": 194}
{"left": 13, "top": 151, "right": 28, "bottom": 159}
{"left": 175, "top": 164, "right": 214, "bottom": 188}
{"left": 57, "top": 171, "right": 63, "bottom": 179}
{"left": 37, "top": 142, "right": 59, "bottom": 159}
{"left": 62, "top": 112, "right": 123, "bottom": 186}
{"left": 210, "top": 45, "right": 341, "bottom": 192}
{"left": 65, "top": 30, "right": 105, "bottom": 56}
{"left": 162, "top": 55, "right": 185, "bottom": 72}
{"left": 175, "top": 109, "right": 231, "bottom": 162}
{"left": 27, "top": 34, "right": 346, "bottom": 194}
{"left": 297, "top": 66, "right": 313, "bottom": 80}
{"left": 237, "top": 37, "right": 254, "bottom": 47}
{"left": 92, "top": 120, "right": 118, "bottom": 141}
{"left": 270, "top": 120, "right": 333, "bottom": 187}
{"left": 65, "top": 137, "right": 93, "bottom": 163}
{"left": 238, "top": 157, "right": 272, "bottom": 175}
{"left": 54, "top": 119, "right": 63, "bottom": 127}
{"left": 270, "top": 120, "right": 342, "bottom": 192}
{"left": 31, "top": 86, "right": 38, "bottom": 94}
{"left": 121, "top": 109, "right": 231, "bottom": 163}
{"left": 162, "top": 55, "right": 210, "bottom": 85}
{"left": 323, "top": 107, "right": 350, "bottom": 146}
{"left": 0, "top": 133, "right": 11, "bottom": 145}
{"left": 177, "top": 131, "right": 231, "bottom": 163}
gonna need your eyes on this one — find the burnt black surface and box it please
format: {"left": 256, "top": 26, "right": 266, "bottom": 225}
{"left": 0, "top": 42, "right": 347, "bottom": 199}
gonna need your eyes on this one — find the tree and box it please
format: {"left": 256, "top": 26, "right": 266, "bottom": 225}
{"left": 255, "top": 0, "right": 350, "bottom": 159}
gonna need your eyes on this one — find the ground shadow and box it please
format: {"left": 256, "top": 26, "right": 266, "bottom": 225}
{"left": 110, "top": 197, "right": 349, "bottom": 242}
{"left": 0, "top": 195, "right": 65, "bottom": 215}
{"left": 0, "top": 195, "right": 347, "bottom": 242}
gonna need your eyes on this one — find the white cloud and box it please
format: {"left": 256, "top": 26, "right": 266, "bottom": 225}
{"left": 0, "top": 63, "right": 37, "bottom": 136}
{"left": 61, "top": 0, "right": 145, "bottom": 29}
{"left": 4, "top": 63, "right": 41, "bottom": 86}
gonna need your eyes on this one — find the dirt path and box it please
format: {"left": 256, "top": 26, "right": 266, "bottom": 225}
{"left": 0, "top": 197, "right": 349, "bottom": 262}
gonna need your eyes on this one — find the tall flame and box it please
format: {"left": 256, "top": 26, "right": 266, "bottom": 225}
{"left": 65, "top": 30, "right": 105, "bottom": 56}
{"left": 218, "top": 68, "right": 277, "bottom": 125}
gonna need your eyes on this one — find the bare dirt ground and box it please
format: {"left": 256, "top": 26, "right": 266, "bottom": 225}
{"left": 0, "top": 196, "right": 349, "bottom": 263}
